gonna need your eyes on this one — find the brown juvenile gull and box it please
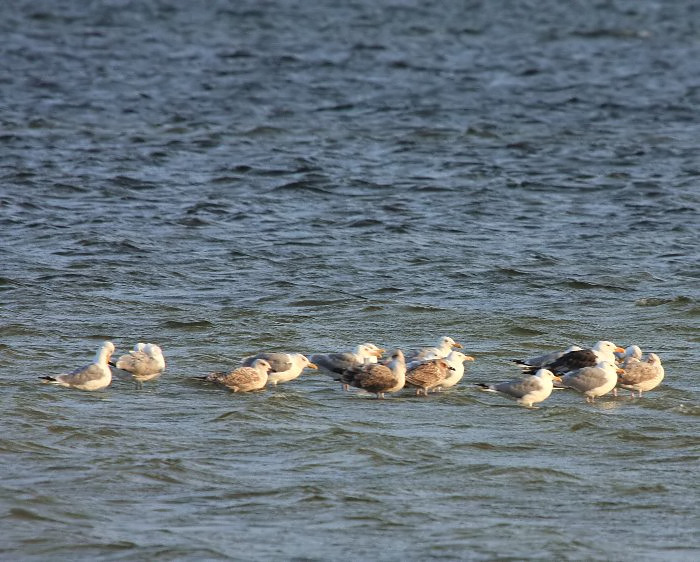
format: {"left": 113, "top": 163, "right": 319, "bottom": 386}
{"left": 115, "top": 343, "right": 166, "bottom": 382}
{"left": 39, "top": 341, "right": 115, "bottom": 391}
{"left": 559, "top": 360, "right": 622, "bottom": 403}
{"left": 476, "top": 369, "right": 560, "bottom": 408}
{"left": 202, "top": 359, "right": 271, "bottom": 392}
{"left": 523, "top": 341, "right": 624, "bottom": 375}
{"left": 311, "top": 343, "right": 384, "bottom": 390}
{"left": 616, "top": 353, "right": 664, "bottom": 398}
{"left": 242, "top": 352, "right": 317, "bottom": 385}
{"left": 436, "top": 350, "right": 476, "bottom": 390}
{"left": 405, "top": 358, "right": 455, "bottom": 396}
{"left": 338, "top": 349, "right": 406, "bottom": 399}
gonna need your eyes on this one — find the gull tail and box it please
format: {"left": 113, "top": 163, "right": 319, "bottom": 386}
{"left": 475, "top": 383, "right": 496, "bottom": 392}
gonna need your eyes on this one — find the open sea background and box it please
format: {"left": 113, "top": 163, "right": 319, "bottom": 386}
{"left": 1, "top": 0, "right": 699, "bottom": 560}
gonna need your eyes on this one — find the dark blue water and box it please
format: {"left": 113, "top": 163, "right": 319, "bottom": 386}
{"left": 1, "top": 1, "right": 699, "bottom": 560}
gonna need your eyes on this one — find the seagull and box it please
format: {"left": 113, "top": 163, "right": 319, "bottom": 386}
{"left": 616, "top": 345, "right": 643, "bottom": 367}
{"left": 405, "top": 358, "right": 455, "bottom": 396}
{"left": 114, "top": 343, "right": 166, "bottom": 382}
{"left": 407, "top": 336, "right": 462, "bottom": 366}
{"left": 201, "top": 359, "right": 271, "bottom": 392}
{"left": 39, "top": 341, "right": 115, "bottom": 391}
{"left": 616, "top": 353, "right": 664, "bottom": 398}
{"left": 311, "top": 343, "right": 384, "bottom": 390}
{"left": 241, "top": 352, "right": 317, "bottom": 385}
{"left": 338, "top": 349, "right": 406, "bottom": 399}
{"left": 559, "top": 360, "right": 622, "bottom": 403}
{"left": 436, "top": 350, "right": 476, "bottom": 390}
{"left": 521, "top": 341, "right": 625, "bottom": 375}
{"left": 475, "top": 369, "right": 560, "bottom": 408}
{"left": 513, "top": 345, "right": 582, "bottom": 371}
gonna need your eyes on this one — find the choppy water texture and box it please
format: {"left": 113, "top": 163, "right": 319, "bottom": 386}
{"left": 1, "top": 1, "right": 699, "bottom": 560}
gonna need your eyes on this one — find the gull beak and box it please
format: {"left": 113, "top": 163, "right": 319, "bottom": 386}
{"left": 372, "top": 349, "right": 384, "bottom": 357}
{"left": 464, "top": 355, "right": 475, "bottom": 361}
{"left": 615, "top": 346, "right": 625, "bottom": 354}
{"left": 553, "top": 376, "right": 563, "bottom": 382}
{"left": 453, "top": 342, "right": 463, "bottom": 349}
{"left": 616, "top": 368, "right": 625, "bottom": 374}
{"left": 307, "top": 363, "right": 318, "bottom": 370}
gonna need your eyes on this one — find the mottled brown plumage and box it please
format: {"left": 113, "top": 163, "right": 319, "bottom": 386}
{"left": 241, "top": 352, "right": 317, "bottom": 385}
{"left": 405, "top": 358, "right": 454, "bottom": 395}
{"left": 617, "top": 353, "right": 664, "bottom": 398}
{"left": 339, "top": 349, "right": 405, "bottom": 399}
{"left": 204, "top": 359, "right": 271, "bottom": 392}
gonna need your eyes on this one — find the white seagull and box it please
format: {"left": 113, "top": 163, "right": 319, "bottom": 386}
{"left": 242, "top": 352, "right": 317, "bottom": 385}
{"left": 559, "top": 360, "right": 622, "bottom": 403}
{"left": 406, "top": 336, "right": 463, "bottom": 367}
{"left": 436, "top": 350, "right": 476, "bottom": 390}
{"left": 40, "top": 341, "right": 115, "bottom": 391}
{"left": 476, "top": 369, "right": 560, "bottom": 408}
{"left": 115, "top": 343, "right": 166, "bottom": 382}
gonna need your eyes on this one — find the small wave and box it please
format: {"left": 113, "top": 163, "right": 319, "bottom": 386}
{"left": 175, "top": 217, "right": 210, "bottom": 227}
{"left": 635, "top": 296, "right": 694, "bottom": 307}
{"left": 162, "top": 320, "right": 214, "bottom": 330}
{"left": 563, "top": 279, "right": 627, "bottom": 291}
{"left": 269, "top": 181, "right": 331, "bottom": 194}
{"left": 8, "top": 507, "right": 59, "bottom": 522}
{"left": 110, "top": 175, "right": 159, "bottom": 190}
{"left": 459, "top": 441, "right": 537, "bottom": 452}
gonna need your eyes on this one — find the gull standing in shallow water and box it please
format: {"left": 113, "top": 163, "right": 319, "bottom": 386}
{"left": 559, "top": 360, "right": 622, "bottom": 403}
{"left": 435, "top": 350, "right": 476, "bottom": 390}
{"left": 513, "top": 345, "right": 582, "bottom": 372}
{"left": 405, "top": 358, "right": 455, "bottom": 396}
{"left": 115, "top": 343, "right": 166, "bottom": 382}
{"left": 407, "top": 336, "right": 462, "bottom": 367}
{"left": 616, "top": 353, "right": 664, "bottom": 398}
{"left": 338, "top": 349, "right": 406, "bottom": 399}
{"left": 522, "top": 341, "right": 624, "bottom": 375}
{"left": 476, "top": 369, "right": 560, "bottom": 408}
{"left": 242, "top": 352, "right": 317, "bottom": 385}
{"left": 201, "top": 359, "right": 271, "bottom": 392}
{"left": 311, "top": 343, "right": 384, "bottom": 390}
{"left": 40, "top": 341, "right": 115, "bottom": 391}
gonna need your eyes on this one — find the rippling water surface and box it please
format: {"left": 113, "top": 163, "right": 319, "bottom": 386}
{"left": 1, "top": 1, "right": 699, "bottom": 560}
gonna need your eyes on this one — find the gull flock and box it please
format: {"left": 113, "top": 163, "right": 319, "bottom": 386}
{"left": 38, "top": 336, "right": 665, "bottom": 407}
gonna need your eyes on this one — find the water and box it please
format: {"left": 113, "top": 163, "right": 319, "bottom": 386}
{"left": 1, "top": 0, "right": 699, "bottom": 559}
